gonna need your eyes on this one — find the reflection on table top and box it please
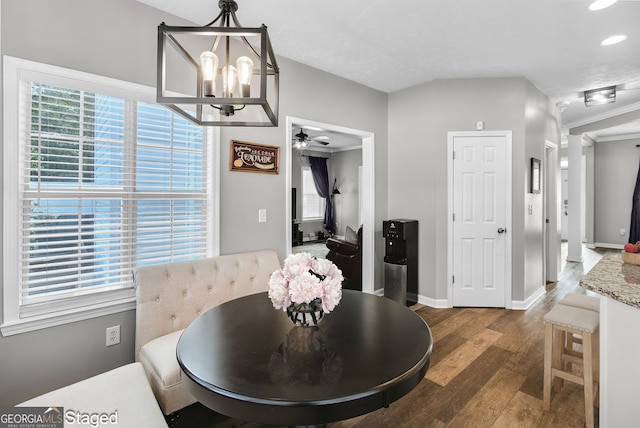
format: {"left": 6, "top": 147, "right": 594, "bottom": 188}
{"left": 177, "top": 289, "right": 433, "bottom": 426}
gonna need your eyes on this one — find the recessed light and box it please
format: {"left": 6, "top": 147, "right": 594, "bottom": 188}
{"left": 601, "top": 34, "right": 627, "bottom": 46}
{"left": 589, "top": 0, "right": 618, "bottom": 11}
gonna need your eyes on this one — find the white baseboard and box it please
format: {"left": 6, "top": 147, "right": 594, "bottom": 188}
{"left": 371, "top": 289, "right": 450, "bottom": 308}
{"left": 375, "top": 289, "right": 549, "bottom": 310}
{"left": 511, "top": 286, "right": 546, "bottom": 310}
{"left": 417, "top": 294, "right": 450, "bottom": 308}
{"left": 594, "top": 242, "right": 624, "bottom": 250}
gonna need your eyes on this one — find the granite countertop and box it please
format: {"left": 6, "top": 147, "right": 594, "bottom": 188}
{"left": 580, "top": 257, "right": 640, "bottom": 309}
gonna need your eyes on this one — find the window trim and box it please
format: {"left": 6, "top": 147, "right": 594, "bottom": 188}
{"left": 2, "top": 56, "right": 220, "bottom": 335}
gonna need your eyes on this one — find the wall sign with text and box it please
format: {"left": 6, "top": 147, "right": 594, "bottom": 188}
{"left": 229, "top": 140, "right": 280, "bottom": 174}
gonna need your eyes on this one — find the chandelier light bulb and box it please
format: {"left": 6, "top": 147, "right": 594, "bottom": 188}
{"left": 236, "top": 56, "right": 254, "bottom": 97}
{"left": 200, "top": 51, "right": 219, "bottom": 96}
{"left": 223, "top": 65, "right": 238, "bottom": 98}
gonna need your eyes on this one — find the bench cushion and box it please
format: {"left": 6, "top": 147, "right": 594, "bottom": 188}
{"left": 18, "top": 363, "right": 167, "bottom": 428}
{"left": 543, "top": 305, "right": 600, "bottom": 333}
{"left": 138, "top": 330, "right": 194, "bottom": 414}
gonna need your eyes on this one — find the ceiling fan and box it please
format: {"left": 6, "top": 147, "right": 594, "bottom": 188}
{"left": 292, "top": 128, "right": 330, "bottom": 149}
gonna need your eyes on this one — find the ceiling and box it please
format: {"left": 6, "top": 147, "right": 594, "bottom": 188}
{"left": 290, "top": 125, "right": 364, "bottom": 152}
{"left": 138, "top": 0, "right": 640, "bottom": 145}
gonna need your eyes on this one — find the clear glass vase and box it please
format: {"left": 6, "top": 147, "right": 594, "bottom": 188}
{"left": 286, "top": 299, "right": 324, "bottom": 326}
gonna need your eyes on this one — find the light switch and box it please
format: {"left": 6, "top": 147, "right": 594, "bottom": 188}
{"left": 258, "top": 209, "right": 267, "bottom": 223}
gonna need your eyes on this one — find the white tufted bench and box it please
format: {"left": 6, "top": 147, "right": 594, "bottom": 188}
{"left": 133, "top": 250, "right": 281, "bottom": 415}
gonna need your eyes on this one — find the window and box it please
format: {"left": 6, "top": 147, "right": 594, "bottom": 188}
{"left": 2, "top": 57, "right": 217, "bottom": 335}
{"left": 301, "top": 166, "right": 325, "bottom": 220}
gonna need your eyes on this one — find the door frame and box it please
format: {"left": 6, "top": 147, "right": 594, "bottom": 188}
{"left": 285, "top": 116, "right": 376, "bottom": 295}
{"left": 447, "top": 130, "right": 513, "bottom": 308}
{"left": 544, "top": 141, "right": 560, "bottom": 283}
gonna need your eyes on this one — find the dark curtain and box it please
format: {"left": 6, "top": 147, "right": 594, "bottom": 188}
{"left": 630, "top": 158, "right": 640, "bottom": 243}
{"left": 308, "top": 156, "right": 335, "bottom": 235}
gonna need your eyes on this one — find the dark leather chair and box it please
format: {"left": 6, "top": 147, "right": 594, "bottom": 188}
{"left": 326, "top": 226, "right": 362, "bottom": 290}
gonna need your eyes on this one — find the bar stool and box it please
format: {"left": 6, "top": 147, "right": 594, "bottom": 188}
{"left": 557, "top": 293, "right": 600, "bottom": 352}
{"left": 543, "top": 304, "right": 599, "bottom": 428}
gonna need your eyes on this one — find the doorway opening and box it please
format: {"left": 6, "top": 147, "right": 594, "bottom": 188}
{"left": 286, "top": 117, "right": 375, "bottom": 294}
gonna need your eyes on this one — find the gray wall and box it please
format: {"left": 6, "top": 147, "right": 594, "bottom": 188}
{"left": 594, "top": 138, "right": 640, "bottom": 246}
{"left": 216, "top": 58, "right": 388, "bottom": 258}
{"left": 331, "top": 148, "right": 362, "bottom": 235}
{"left": 388, "top": 77, "right": 560, "bottom": 303}
{"left": 0, "top": 0, "right": 388, "bottom": 404}
{"left": 523, "top": 80, "right": 562, "bottom": 301}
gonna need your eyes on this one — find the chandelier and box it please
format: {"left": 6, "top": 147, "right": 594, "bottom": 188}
{"left": 157, "top": 0, "right": 279, "bottom": 126}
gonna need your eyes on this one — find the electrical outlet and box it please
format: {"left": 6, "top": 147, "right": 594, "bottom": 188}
{"left": 258, "top": 208, "right": 267, "bottom": 223}
{"left": 106, "top": 325, "right": 120, "bottom": 347}
{"left": 620, "top": 228, "right": 626, "bottom": 236}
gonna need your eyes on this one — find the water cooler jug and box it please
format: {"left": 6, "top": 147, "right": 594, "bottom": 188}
{"left": 383, "top": 219, "right": 418, "bottom": 306}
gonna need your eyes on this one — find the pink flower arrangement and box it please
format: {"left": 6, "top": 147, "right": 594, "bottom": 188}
{"left": 268, "top": 253, "right": 343, "bottom": 313}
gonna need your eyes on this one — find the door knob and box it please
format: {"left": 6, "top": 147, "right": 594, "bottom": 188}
{"left": 497, "top": 228, "right": 506, "bottom": 234}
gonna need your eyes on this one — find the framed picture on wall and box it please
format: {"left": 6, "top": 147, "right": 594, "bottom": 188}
{"left": 229, "top": 140, "right": 280, "bottom": 174}
{"left": 531, "top": 157, "right": 541, "bottom": 194}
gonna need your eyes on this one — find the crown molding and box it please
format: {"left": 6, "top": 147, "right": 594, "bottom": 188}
{"left": 564, "top": 101, "right": 640, "bottom": 129}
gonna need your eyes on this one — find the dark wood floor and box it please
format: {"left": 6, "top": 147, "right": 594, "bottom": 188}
{"left": 168, "top": 244, "right": 618, "bottom": 428}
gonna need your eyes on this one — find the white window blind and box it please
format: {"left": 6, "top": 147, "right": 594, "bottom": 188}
{"left": 22, "top": 84, "right": 208, "bottom": 307}
{"left": 301, "top": 166, "right": 324, "bottom": 220}
{"left": 4, "top": 63, "right": 212, "bottom": 327}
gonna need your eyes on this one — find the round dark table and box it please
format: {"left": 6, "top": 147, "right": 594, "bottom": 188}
{"left": 177, "top": 290, "right": 433, "bottom": 426}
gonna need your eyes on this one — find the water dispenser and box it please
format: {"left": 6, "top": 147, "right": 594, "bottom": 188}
{"left": 383, "top": 219, "right": 418, "bottom": 306}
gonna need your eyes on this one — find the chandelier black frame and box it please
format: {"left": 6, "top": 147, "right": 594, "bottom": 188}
{"left": 157, "top": 0, "right": 279, "bottom": 126}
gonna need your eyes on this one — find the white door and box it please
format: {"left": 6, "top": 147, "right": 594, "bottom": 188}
{"left": 451, "top": 134, "right": 508, "bottom": 307}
